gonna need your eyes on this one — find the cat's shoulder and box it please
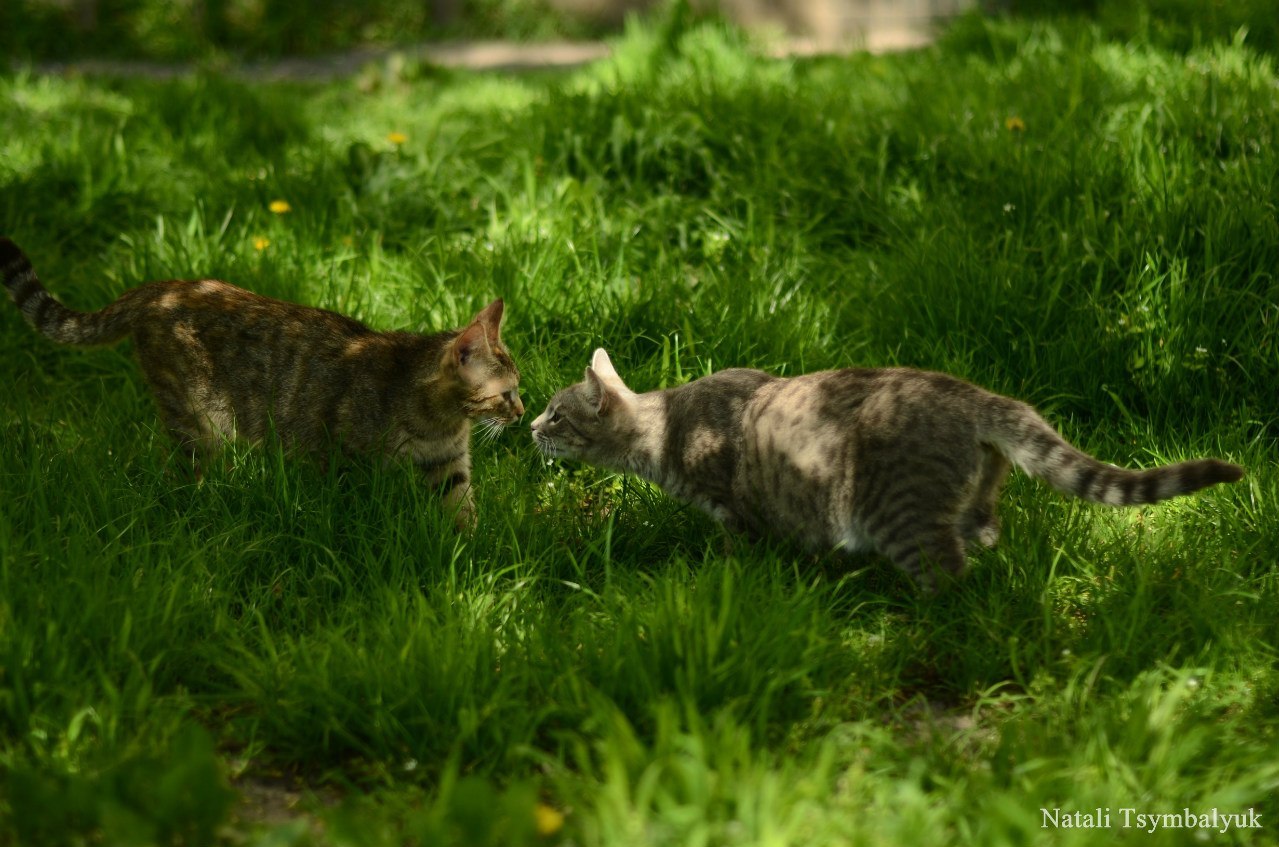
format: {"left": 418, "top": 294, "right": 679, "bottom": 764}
{"left": 677, "top": 367, "right": 774, "bottom": 398}
{"left": 706, "top": 367, "right": 774, "bottom": 386}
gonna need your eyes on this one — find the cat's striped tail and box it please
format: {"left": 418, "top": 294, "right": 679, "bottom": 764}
{"left": 983, "top": 396, "right": 1243, "bottom": 506}
{"left": 1, "top": 238, "right": 133, "bottom": 346}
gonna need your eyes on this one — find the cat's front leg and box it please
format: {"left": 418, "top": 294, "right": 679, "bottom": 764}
{"left": 444, "top": 473, "right": 476, "bottom": 531}
{"left": 414, "top": 456, "right": 476, "bottom": 531}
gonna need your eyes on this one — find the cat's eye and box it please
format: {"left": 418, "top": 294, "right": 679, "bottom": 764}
{"left": 548, "top": 409, "right": 561, "bottom": 423}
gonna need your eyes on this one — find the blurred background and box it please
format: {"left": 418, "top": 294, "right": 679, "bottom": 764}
{"left": 3, "top": 0, "right": 1275, "bottom": 62}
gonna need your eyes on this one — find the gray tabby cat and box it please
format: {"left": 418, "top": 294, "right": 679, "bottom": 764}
{"left": 531, "top": 349, "right": 1243, "bottom": 589}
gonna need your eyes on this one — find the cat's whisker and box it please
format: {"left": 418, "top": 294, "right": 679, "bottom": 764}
{"left": 478, "top": 417, "right": 505, "bottom": 444}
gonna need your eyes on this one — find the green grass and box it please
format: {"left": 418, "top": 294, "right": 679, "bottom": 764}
{"left": 2, "top": 13, "right": 1278, "bottom": 846}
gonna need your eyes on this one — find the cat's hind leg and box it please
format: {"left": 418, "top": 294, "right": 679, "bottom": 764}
{"left": 152, "top": 394, "right": 217, "bottom": 479}
{"left": 959, "top": 445, "right": 1011, "bottom": 549}
{"left": 857, "top": 454, "right": 972, "bottom": 591}
{"left": 150, "top": 401, "right": 213, "bottom": 481}
{"left": 880, "top": 522, "right": 968, "bottom": 593}
{"left": 137, "top": 334, "right": 224, "bottom": 479}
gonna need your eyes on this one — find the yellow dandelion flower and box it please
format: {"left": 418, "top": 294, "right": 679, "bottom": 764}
{"left": 1005, "top": 116, "right": 1026, "bottom": 132}
{"left": 534, "top": 804, "right": 565, "bottom": 836}
{"left": 253, "top": 236, "right": 270, "bottom": 251}
{"left": 387, "top": 131, "right": 408, "bottom": 145}
{"left": 269, "top": 199, "right": 292, "bottom": 214}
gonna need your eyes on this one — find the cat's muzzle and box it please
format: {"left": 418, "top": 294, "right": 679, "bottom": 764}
{"left": 530, "top": 429, "right": 562, "bottom": 457}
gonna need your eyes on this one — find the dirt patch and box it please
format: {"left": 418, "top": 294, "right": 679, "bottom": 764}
{"left": 225, "top": 769, "right": 343, "bottom": 840}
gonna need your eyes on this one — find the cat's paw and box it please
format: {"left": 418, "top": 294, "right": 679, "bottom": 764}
{"left": 450, "top": 495, "right": 478, "bottom": 533}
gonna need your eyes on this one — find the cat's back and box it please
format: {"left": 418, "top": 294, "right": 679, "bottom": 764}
{"left": 740, "top": 366, "right": 989, "bottom": 477}
{"left": 130, "top": 277, "right": 373, "bottom": 340}
{"left": 808, "top": 366, "right": 990, "bottom": 417}
{"left": 127, "top": 278, "right": 386, "bottom": 381}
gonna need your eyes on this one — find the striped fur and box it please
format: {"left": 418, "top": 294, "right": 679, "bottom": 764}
{"left": 2, "top": 238, "right": 524, "bottom": 527}
{"left": 981, "top": 395, "right": 1242, "bottom": 507}
{"left": 2, "top": 238, "right": 137, "bottom": 345}
{"left": 531, "top": 349, "right": 1243, "bottom": 591}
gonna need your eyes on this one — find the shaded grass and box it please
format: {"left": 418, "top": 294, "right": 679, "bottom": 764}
{"left": 1, "top": 12, "right": 1277, "bottom": 846}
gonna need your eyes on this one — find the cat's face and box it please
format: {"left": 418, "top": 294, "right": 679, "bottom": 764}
{"left": 531, "top": 348, "right": 642, "bottom": 464}
{"left": 450, "top": 299, "right": 524, "bottom": 427}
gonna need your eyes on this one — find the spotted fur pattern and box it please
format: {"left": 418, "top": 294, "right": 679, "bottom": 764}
{"left": 2, "top": 237, "right": 523, "bottom": 527}
{"left": 532, "top": 349, "right": 1244, "bottom": 589}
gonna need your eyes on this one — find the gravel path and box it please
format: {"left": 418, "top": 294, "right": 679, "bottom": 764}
{"left": 28, "top": 27, "right": 935, "bottom": 81}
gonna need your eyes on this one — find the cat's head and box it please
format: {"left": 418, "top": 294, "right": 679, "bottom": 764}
{"left": 530, "top": 348, "right": 647, "bottom": 465}
{"left": 449, "top": 299, "right": 523, "bottom": 427}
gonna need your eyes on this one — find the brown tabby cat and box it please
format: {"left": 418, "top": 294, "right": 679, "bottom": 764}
{"left": 532, "top": 349, "right": 1243, "bottom": 589}
{"left": 1, "top": 237, "right": 523, "bottom": 527}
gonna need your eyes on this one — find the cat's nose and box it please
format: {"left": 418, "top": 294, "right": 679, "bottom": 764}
{"left": 513, "top": 396, "right": 525, "bottom": 419}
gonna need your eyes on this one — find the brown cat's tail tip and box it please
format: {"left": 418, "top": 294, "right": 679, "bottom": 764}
{"left": 0, "top": 237, "right": 22, "bottom": 263}
{"left": 1, "top": 238, "right": 32, "bottom": 289}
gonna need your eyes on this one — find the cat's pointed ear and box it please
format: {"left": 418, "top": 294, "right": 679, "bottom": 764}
{"left": 471, "top": 299, "right": 505, "bottom": 338}
{"left": 589, "top": 348, "right": 631, "bottom": 392}
{"left": 584, "top": 367, "right": 623, "bottom": 416}
{"left": 590, "top": 348, "right": 618, "bottom": 379}
{"left": 454, "top": 320, "right": 491, "bottom": 368}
